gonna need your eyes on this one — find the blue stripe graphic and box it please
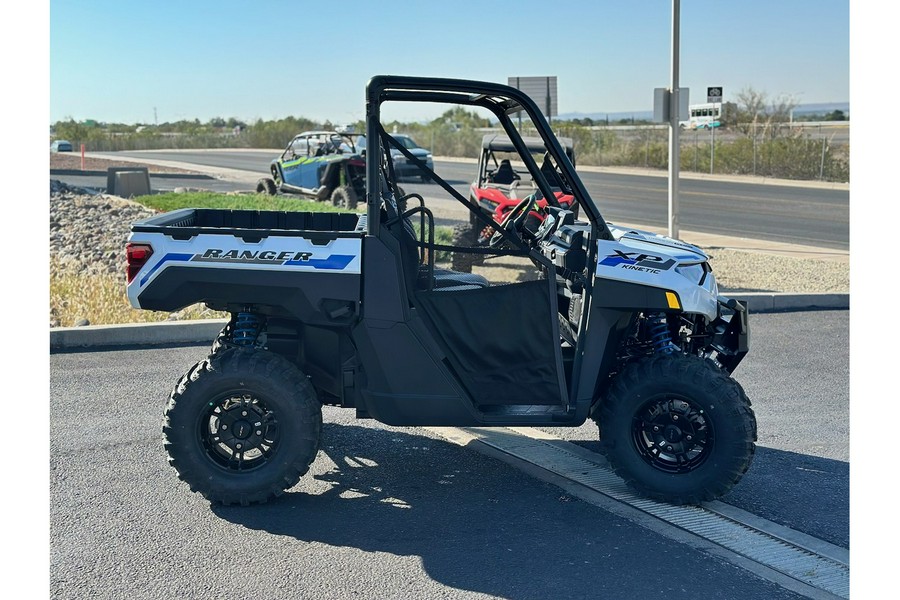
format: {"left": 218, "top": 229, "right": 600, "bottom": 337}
{"left": 599, "top": 255, "right": 635, "bottom": 268}
{"left": 139, "top": 252, "right": 357, "bottom": 286}
{"left": 285, "top": 254, "right": 355, "bottom": 270}
{"left": 140, "top": 253, "right": 194, "bottom": 286}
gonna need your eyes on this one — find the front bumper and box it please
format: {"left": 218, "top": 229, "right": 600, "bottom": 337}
{"left": 709, "top": 297, "right": 749, "bottom": 373}
{"left": 393, "top": 158, "right": 433, "bottom": 178}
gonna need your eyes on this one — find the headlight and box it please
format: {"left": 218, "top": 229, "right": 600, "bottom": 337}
{"left": 426, "top": 153, "right": 433, "bottom": 160}
{"left": 675, "top": 263, "right": 705, "bottom": 284}
{"left": 676, "top": 262, "right": 717, "bottom": 294}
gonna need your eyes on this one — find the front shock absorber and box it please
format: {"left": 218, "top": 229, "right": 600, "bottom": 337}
{"left": 232, "top": 311, "right": 266, "bottom": 347}
{"left": 647, "top": 313, "right": 676, "bottom": 354}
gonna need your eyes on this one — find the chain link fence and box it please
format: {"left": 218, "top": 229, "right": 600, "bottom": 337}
{"left": 529, "top": 123, "right": 849, "bottom": 183}
{"left": 56, "top": 120, "right": 849, "bottom": 184}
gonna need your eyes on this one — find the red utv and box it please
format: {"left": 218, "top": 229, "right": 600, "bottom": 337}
{"left": 451, "top": 134, "right": 576, "bottom": 272}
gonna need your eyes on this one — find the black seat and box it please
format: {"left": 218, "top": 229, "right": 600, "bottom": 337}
{"left": 431, "top": 268, "right": 489, "bottom": 290}
{"left": 491, "top": 159, "right": 519, "bottom": 185}
{"left": 382, "top": 187, "right": 489, "bottom": 293}
{"left": 539, "top": 153, "right": 563, "bottom": 189}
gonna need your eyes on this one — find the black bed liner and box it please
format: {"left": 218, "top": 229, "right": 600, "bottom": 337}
{"left": 131, "top": 208, "right": 366, "bottom": 241}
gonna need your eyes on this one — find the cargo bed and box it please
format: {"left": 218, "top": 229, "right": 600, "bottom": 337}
{"left": 131, "top": 208, "right": 367, "bottom": 241}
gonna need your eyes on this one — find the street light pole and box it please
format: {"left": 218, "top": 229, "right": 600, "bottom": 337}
{"left": 668, "top": 0, "right": 681, "bottom": 239}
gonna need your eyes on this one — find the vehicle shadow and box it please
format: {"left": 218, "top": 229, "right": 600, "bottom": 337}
{"left": 567, "top": 438, "right": 849, "bottom": 549}
{"left": 213, "top": 423, "right": 793, "bottom": 598}
{"left": 721, "top": 446, "right": 849, "bottom": 548}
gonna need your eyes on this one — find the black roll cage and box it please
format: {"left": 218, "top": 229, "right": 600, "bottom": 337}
{"left": 281, "top": 130, "right": 362, "bottom": 161}
{"left": 364, "top": 75, "right": 613, "bottom": 243}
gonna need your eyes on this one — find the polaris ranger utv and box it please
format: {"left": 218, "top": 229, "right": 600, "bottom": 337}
{"left": 125, "top": 75, "right": 755, "bottom": 507}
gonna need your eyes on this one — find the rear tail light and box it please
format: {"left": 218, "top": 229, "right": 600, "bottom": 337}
{"left": 126, "top": 243, "right": 153, "bottom": 283}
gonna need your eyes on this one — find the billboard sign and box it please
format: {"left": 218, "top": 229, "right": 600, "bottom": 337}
{"left": 508, "top": 76, "right": 558, "bottom": 119}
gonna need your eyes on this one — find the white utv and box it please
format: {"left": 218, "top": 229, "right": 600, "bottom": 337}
{"left": 125, "top": 75, "right": 755, "bottom": 506}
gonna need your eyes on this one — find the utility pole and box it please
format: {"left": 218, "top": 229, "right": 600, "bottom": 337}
{"left": 668, "top": 0, "right": 681, "bottom": 238}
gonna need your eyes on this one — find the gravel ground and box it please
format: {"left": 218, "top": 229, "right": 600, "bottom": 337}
{"left": 701, "top": 247, "right": 848, "bottom": 293}
{"left": 48, "top": 177, "right": 849, "bottom": 301}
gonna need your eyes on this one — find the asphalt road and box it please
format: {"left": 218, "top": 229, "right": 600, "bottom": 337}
{"left": 419, "top": 161, "right": 849, "bottom": 251}
{"left": 49, "top": 310, "right": 847, "bottom": 600}
{"left": 102, "top": 149, "right": 849, "bottom": 251}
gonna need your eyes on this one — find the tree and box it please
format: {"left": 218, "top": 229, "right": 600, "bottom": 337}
{"left": 430, "top": 106, "right": 490, "bottom": 129}
{"left": 52, "top": 119, "right": 106, "bottom": 146}
{"left": 732, "top": 87, "right": 799, "bottom": 139}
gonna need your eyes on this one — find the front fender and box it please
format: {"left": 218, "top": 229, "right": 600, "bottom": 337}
{"left": 270, "top": 161, "right": 283, "bottom": 183}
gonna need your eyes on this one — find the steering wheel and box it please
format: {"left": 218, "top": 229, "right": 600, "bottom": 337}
{"left": 489, "top": 195, "right": 536, "bottom": 250}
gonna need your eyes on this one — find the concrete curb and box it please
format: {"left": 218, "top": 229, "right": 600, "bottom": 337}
{"left": 50, "top": 319, "right": 228, "bottom": 350}
{"left": 731, "top": 292, "right": 849, "bottom": 313}
{"left": 49, "top": 293, "right": 848, "bottom": 350}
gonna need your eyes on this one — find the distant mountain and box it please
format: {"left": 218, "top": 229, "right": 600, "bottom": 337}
{"left": 556, "top": 110, "right": 653, "bottom": 122}
{"left": 791, "top": 102, "right": 850, "bottom": 116}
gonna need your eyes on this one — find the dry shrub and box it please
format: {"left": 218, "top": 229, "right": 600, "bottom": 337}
{"left": 50, "top": 257, "right": 224, "bottom": 327}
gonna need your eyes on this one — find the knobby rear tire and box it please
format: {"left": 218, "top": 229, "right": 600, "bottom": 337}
{"left": 256, "top": 177, "right": 277, "bottom": 195}
{"left": 163, "top": 347, "right": 322, "bottom": 506}
{"left": 330, "top": 185, "right": 358, "bottom": 210}
{"left": 450, "top": 223, "right": 489, "bottom": 273}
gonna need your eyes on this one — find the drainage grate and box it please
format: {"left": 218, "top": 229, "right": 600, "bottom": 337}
{"left": 455, "top": 427, "right": 849, "bottom": 599}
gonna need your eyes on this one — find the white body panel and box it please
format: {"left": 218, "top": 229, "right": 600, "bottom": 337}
{"left": 597, "top": 224, "right": 719, "bottom": 320}
{"left": 126, "top": 231, "right": 363, "bottom": 309}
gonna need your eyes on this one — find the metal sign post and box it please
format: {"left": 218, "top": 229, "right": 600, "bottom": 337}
{"left": 668, "top": 0, "right": 681, "bottom": 239}
{"left": 707, "top": 86, "right": 722, "bottom": 175}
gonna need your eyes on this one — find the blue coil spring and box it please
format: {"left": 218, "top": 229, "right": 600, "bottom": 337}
{"left": 648, "top": 313, "right": 675, "bottom": 354}
{"left": 232, "top": 312, "right": 263, "bottom": 346}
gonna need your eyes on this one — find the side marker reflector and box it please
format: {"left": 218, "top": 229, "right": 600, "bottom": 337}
{"left": 666, "top": 291, "right": 681, "bottom": 310}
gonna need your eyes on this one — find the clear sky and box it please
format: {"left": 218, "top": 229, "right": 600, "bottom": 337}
{"left": 49, "top": 0, "right": 850, "bottom": 125}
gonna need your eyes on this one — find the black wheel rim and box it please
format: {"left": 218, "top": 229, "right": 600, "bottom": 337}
{"left": 631, "top": 394, "right": 714, "bottom": 474}
{"left": 199, "top": 391, "right": 279, "bottom": 472}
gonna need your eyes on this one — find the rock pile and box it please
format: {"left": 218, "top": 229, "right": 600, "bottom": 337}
{"left": 50, "top": 180, "right": 158, "bottom": 275}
